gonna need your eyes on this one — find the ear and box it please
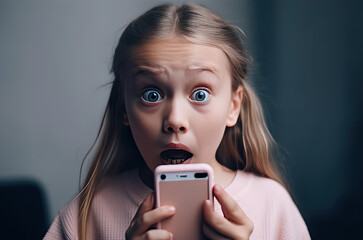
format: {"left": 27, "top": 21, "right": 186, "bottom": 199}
{"left": 226, "top": 86, "right": 243, "bottom": 127}
{"left": 122, "top": 112, "right": 129, "bottom": 126}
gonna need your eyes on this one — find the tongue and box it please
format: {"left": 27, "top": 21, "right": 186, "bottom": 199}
{"left": 160, "top": 149, "right": 193, "bottom": 163}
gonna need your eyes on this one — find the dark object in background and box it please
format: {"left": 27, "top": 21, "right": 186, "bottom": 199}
{"left": 0, "top": 180, "right": 48, "bottom": 240}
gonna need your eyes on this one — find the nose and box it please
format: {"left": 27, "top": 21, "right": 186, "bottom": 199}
{"left": 163, "top": 99, "right": 189, "bottom": 134}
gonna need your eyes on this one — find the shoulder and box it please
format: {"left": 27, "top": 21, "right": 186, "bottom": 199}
{"left": 44, "top": 197, "right": 79, "bottom": 240}
{"left": 230, "top": 170, "right": 300, "bottom": 216}
{"left": 227, "top": 170, "right": 290, "bottom": 200}
{"left": 227, "top": 171, "right": 311, "bottom": 239}
{"left": 90, "top": 169, "right": 152, "bottom": 238}
{"left": 228, "top": 171, "right": 297, "bottom": 215}
{"left": 83, "top": 169, "right": 151, "bottom": 219}
{"left": 94, "top": 168, "right": 151, "bottom": 206}
{"left": 44, "top": 169, "right": 151, "bottom": 240}
{"left": 89, "top": 169, "right": 152, "bottom": 238}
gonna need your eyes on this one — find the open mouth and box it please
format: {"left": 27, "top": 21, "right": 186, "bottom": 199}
{"left": 160, "top": 149, "right": 193, "bottom": 164}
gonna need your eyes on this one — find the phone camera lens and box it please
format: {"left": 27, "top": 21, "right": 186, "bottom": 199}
{"left": 194, "top": 172, "right": 208, "bottom": 178}
{"left": 160, "top": 174, "right": 166, "bottom": 180}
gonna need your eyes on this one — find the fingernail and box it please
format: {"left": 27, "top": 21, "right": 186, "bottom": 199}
{"left": 167, "top": 206, "right": 176, "bottom": 213}
{"left": 205, "top": 199, "right": 212, "bottom": 207}
{"left": 214, "top": 184, "right": 223, "bottom": 194}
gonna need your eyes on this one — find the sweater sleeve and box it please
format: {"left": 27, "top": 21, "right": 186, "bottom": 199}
{"left": 43, "top": 199, "right": 79, "bottom": 240}
{"left": 270, "top": 183, "right": 310, "bottom": 240}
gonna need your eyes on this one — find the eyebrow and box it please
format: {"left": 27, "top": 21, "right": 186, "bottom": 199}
{"left": 187, "top": 64, "right": 218, "bottom": 74}
{"left": 187, "top": 64, "right": 221, "bottom": 80}
{"left": 131, "top": 63, "right": 221, "bottom": 80}
{"left": 131, "top": 65, "right": 165, "bottom": 77}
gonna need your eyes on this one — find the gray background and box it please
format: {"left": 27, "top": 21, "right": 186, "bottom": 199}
{"left": 0, "top": 0, "right": 362, "bottom": 238}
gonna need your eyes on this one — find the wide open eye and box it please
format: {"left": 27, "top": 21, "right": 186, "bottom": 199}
{"left": 142, "top": 89, "right": 163, "bottom": 103}
{"left": 190, "top": 89, "right": 210, "bottom": 102}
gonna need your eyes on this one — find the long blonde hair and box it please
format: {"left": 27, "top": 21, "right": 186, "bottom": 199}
{"left": 78, "top": 3, "right": 284, "bottom": 239}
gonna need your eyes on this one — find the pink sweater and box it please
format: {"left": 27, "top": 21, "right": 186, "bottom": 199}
{"left": 44, "top": 169, "right": 310, "bottom": 239}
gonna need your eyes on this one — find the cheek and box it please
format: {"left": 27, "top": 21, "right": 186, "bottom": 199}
{"left": 202, "top": 118, "right": 227, "bottom": 144}
{"left": 194, "top": 104, "right": 230, "bottom": 156}
{"left": 126, "top": 109, "right": 161, "bottom": 170}
{"left": 128, "top": 108, "right": 160, "bottom": 142}
{"left": 124, "top": 99, "right": 161, "bottom": 152}
{"left": 125, "top": 89, "right": 159, "bottom": 136}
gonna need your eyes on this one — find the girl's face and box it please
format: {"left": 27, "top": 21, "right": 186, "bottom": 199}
{"left": 124, "top": 38, "right": 242, "bottom": 173}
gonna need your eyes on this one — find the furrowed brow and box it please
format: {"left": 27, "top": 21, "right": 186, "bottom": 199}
{"left": 187, "top": 64, "right": 221, "bottom": 80}
{"left": 131, "top": 65, "right": 165, "bottom": 77}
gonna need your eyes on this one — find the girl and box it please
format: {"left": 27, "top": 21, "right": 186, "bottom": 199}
{"left": 45, "top": 3, "right": 310, "bottom": 240}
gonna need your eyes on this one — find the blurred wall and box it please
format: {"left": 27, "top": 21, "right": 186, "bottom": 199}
{"left": 249, "top": 1, "right": 363, "bottom": 238}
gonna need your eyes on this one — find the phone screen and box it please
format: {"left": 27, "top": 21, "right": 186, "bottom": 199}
{"left": 157, "top": 171, "right": 209, "bottom": 240}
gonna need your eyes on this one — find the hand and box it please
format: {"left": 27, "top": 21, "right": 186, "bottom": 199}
{"left": 203, "top": 184, "right": 254, "bottom": 240}
{"left": 125, "top": 193, "right": 175, "bottom": 240}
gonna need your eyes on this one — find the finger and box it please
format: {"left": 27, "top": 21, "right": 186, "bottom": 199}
{"left": 202, "top": 223, "right": 229, "bottom": 240}
{"left": 127, "top": 193, "right": 175, "bottom": 238}
{"left": 126, "top": 193, "right": 155, "bottom": 238}
{"left": 141, "top": 229, "right": 173, "bottom": 240}
{"left": 213, "top": 184, "right": 250, "bottom": 225}
{"left": 135, "top": 193, "right": 155, "bottom": 220}
{"left": 203, "top": 199, "right": 235, "bottom": 237}
{"left": 128, "top": 193, "right": 155, "bottom": 231}
{"left": 132, "top": 206, "right": 175, "bottom": 236}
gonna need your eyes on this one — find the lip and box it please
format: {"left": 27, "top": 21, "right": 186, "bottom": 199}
{"left": 160, "top": 143, "right": 193, "bottom": 165}
{"left": 162, "top": 143, "right": 192, "bottom": 152}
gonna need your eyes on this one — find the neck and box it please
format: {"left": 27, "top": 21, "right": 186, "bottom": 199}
{"left": 210, "top": 160, "right": 236, "bottom": 188}
{"left": 138, "top": 164, "right": 154, "bottom": 189}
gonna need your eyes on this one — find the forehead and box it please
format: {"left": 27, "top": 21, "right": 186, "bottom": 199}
{"left": 130, "top": 39, "right": 231, "bottom": 74}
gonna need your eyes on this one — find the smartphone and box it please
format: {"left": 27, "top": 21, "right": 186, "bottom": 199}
{"left": 154, "top": 163, "right": 214, "bottom": 240}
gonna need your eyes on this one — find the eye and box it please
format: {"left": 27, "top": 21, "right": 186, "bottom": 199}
{"left": 190, "top": 89, "right": 210, "bottom": 102}
{"left": 142, "top": 89, "right": 163, "bottom": 103}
